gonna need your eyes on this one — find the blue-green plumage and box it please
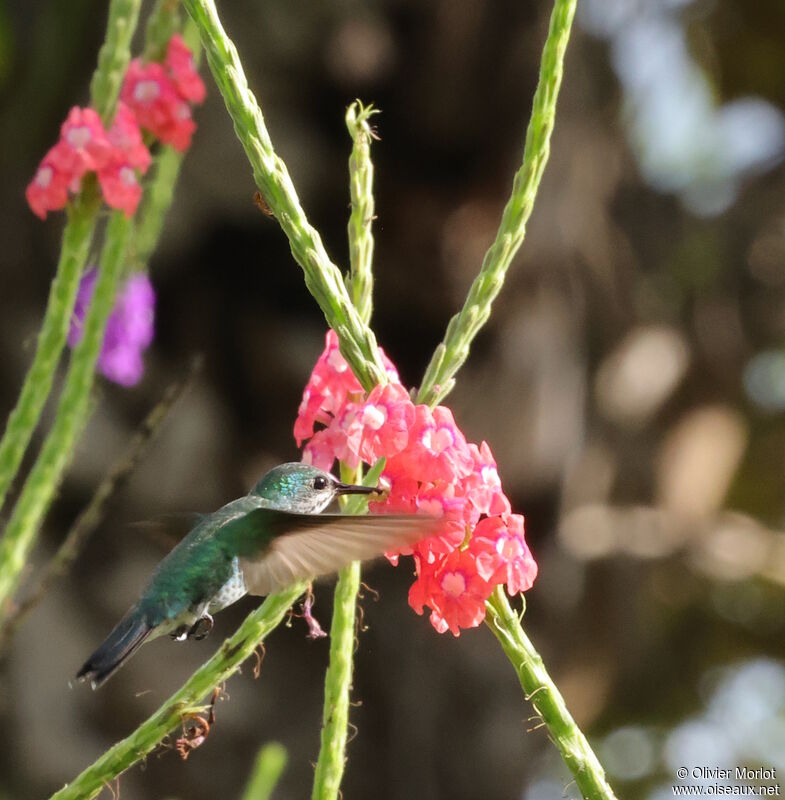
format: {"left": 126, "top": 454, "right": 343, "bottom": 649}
{"left": 137, "top": 496, "right": 262, "bottom": 627}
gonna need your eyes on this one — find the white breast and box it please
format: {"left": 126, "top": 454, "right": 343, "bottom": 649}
{"left": 208, "top": 558, "right": 248, "bottom": 613}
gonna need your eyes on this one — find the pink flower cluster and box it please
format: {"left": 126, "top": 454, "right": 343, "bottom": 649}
{"left": 26, "top": 35, "right": 204, "bottom": 220}
{"left": 295, "top": 331, "right": 538, "bottom": 636}
{"left": 26, "top": 104, "right": 150, "bottom": 219}
{"left": 121, "top": 34, "right": 206, "bottom": 151}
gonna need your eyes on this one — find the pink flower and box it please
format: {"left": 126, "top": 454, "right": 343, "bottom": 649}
{"left": 50, "top": 107, "right": 112, "bottom": 177}
{"left": 469, "top": 514, "right": 537, "bottom": 596}
{"left": 412, "top": 518, "right": 466, "bottom": 566}
{"left": 97, "top": 103, "right": 152, "bottom": 217}
{"left": 409, "top": 549, "right": 494, "bottom": 636}
{"left": 97, "top": 164, "right": 143, "bottom": 216}
{"left": 464, "top": 441, "right": 512, "bottom": 516}
{"left": 386, "top": 404, "right": 473, "bottom": 484}
{"left": 357, "top": 383, "right": 415, "bottom": 463}
{"left": 106, "top": 103, "right": 152, "bottom": 171}
{"left": 301, "top": 382, "right": 414, "bottom": 471}
{"left": 319, "top": 403, "right": 365, "bottom": 469}
{"left": 26, "top": 106, "right": 115, "bottom": 219}
{"left": 165, "top": 34, "right": 206, "bottom": 103}
{"left": 292, "top": 327, "right": 539, "bottom": 637}
{"left": 26, "top": 146, "right": 71, "bottom": 219}
{"left": 122, "top": 61, "right": 171, "bottom": 122}
{"left": 159, "top": 100, "right": 197, "bottom": 151}
{"left": 27, "top": 34, "right": 204, "bottom": 221}
{"left": 376, "top": 479, "right": 469, "bottom": 566}
{"left": 370, "top": 473, "right": 419, "bottom": 516}
{"left": 294, "top": 330, "right": 399, "bottom": 445}
{"left": 369, "top": 473, "right": 421, "bottom": 565}
{"left": 121, "top": 60, "right": 195, "bottom": 151}
{"left": 381, "top": 502, "right": 464, "bottom": 567}
{"left": 27, "top": 102, "right": 153, "bottom": 220}
{"left": 302, "top": 427, "right": 341, "bottom": 471}
{"left": 294, "top": 331, "right": 363, "bottom": 445}
{"left": 416, "top": 481, "right": 477, "bottom": 526}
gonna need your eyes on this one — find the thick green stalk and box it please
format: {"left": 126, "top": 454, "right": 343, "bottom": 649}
{"left": 345, "top": 101, "right": 379, "bottom": 322}
{"left": 133, "top": 143, "right": 184, "bottom": 266}
{"left": 180, "top": 0, "right": 387, "bottom": 392}
{"left": 0, "top": 360, "right": 199, "bottom": 647}
{"left": 89, "top": 0, "right": 143, "bottom": 123}
{"left": 405, "top": 2, "right": 607, "bottom": 788}
{"left": 241, "top": 743, "right": 288, "bottom": 800}
{"left": 417, "top": 0, "right": 577, "bottom": 407}
{"left": 0, "top": 194, "right": 98, "bottom": 514}
{"left": 311, "top": 560, "right": 360, "bottom": 800}
{"left": 142, "top": 0, "right": 181, "bottom": 62}
{"left": 310, "top": 460, "right": 384, "bottom": 798}
{"left": 50, "top": 584, "right": 306, "bottom": 800}
{"left": 411, "top": 4, "right": 610, "bottom": 785}
{"left": 0, "top": 0, "right": 142, "bottom": 515}
{"left": 133, "top": 16, "right": 202, "bottom": 265}
{"left": 0, "top": 213, "right": 131, "bottom": 617}
{"left": 485, "top": 589, "right": 617, "bottom": 800}
{"left": 312, "top": 115, "right": 380, "bottom": 791}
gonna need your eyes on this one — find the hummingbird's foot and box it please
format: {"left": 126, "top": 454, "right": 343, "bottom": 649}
{"left": 301, "top": 586, "right": 327, "bottom": 639}
{"left": 170, "top": 625, "right": 190, "bottom": 641}
{"left": 188, "top": 613, "right": 214, "bottom": 641}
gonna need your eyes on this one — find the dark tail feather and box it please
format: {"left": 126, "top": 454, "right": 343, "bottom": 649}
{"left": 76, "top": 609, "right": 153, "bottom": 689}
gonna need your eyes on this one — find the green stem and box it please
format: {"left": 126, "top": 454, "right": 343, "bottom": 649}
{"left": 50, "top": 584, "right": 306, "bottom": 800}
{"left": 142, "top": 0, "right": 181, "bottom": 62}
{"left": 310, "top": 464, "right": 385, "bottom": 798}
{"left": 0, "top": 193, "right": 98, "bottom": 514}
{"left": 241, "top": 743, "right": 289, "bottom": 800}
{"left": 329, "top": 4, "right": 603, "bottom": 792}
{"left": 89, "top": 0, "right": 143, "bottom": 124}
{"left": 133, "top": 145, "right": 184, "bottom": 265}
{"left": 411, "top": 5, "right": 606, "bottom": 783}
{"left": 311, "top": 463, "right": 373, "bottom": 800}
{"left": 345, "top": 101, "right": 379, "bottom": 322}
{"left": 0, "top": 0, "right": 195, "bottom": 625}
{"left": 180, "top": 0, "right": 387, "bottom": 392}
{"left": 133, "top": 16, "right": 203, "bottom": 266}
{"left": 0, "top": 0, "right": 142, "bottom": 516}
{"left": 312, "top": 109, "right": 380, "bottom": 792}
{"left": 417, "top": 0, "right": 577, "bottom": 407}
{"left": 485, "top": 589, "right": 617, "bottom": 800}
{"left": 312, "top": 476, "right": 385, "bottom": 799}
{"left": 0, "top": 213, "right": 131, "bottom": 618}
{"left": 0, "top": 359, "right": 199, "bottom": 648}
{"left": 311, "top": 561, "right": 360, "bottom": 800}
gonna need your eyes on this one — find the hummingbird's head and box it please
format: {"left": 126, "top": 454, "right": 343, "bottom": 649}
{"left": 250, "top": 462, "right": 377, "bottom": 513}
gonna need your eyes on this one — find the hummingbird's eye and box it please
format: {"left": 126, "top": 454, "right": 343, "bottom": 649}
{"left": 312, "top": 476, "right": 328, "bottom": 491}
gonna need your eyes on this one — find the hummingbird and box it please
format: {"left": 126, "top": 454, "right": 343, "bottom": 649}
{"left": 76, "top": 462, "right": 433, "bottom": 688}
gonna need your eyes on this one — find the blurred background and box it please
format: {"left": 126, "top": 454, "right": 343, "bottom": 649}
{"left": 2, "top": 0, "right": 785, "bottom": 798}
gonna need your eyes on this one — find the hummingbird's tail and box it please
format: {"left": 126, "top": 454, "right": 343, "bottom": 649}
{"left": 76, "top": 608, "right": 153, "bottom": 689}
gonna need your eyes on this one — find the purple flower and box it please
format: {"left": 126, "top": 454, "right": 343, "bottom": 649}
{"left": 68, "top": 268, "right": 155, "bottom": 387}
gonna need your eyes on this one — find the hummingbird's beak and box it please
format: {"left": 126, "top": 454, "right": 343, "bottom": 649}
{"left": 335, "top": 482, "right": 378, "bottom": 496}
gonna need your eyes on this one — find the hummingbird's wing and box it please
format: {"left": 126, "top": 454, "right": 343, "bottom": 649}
{"left": 225, "top": 510, "right": 440, "bottom": 597}
{"left": 127, "top": 512, "right": 205, "bottom": 551}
